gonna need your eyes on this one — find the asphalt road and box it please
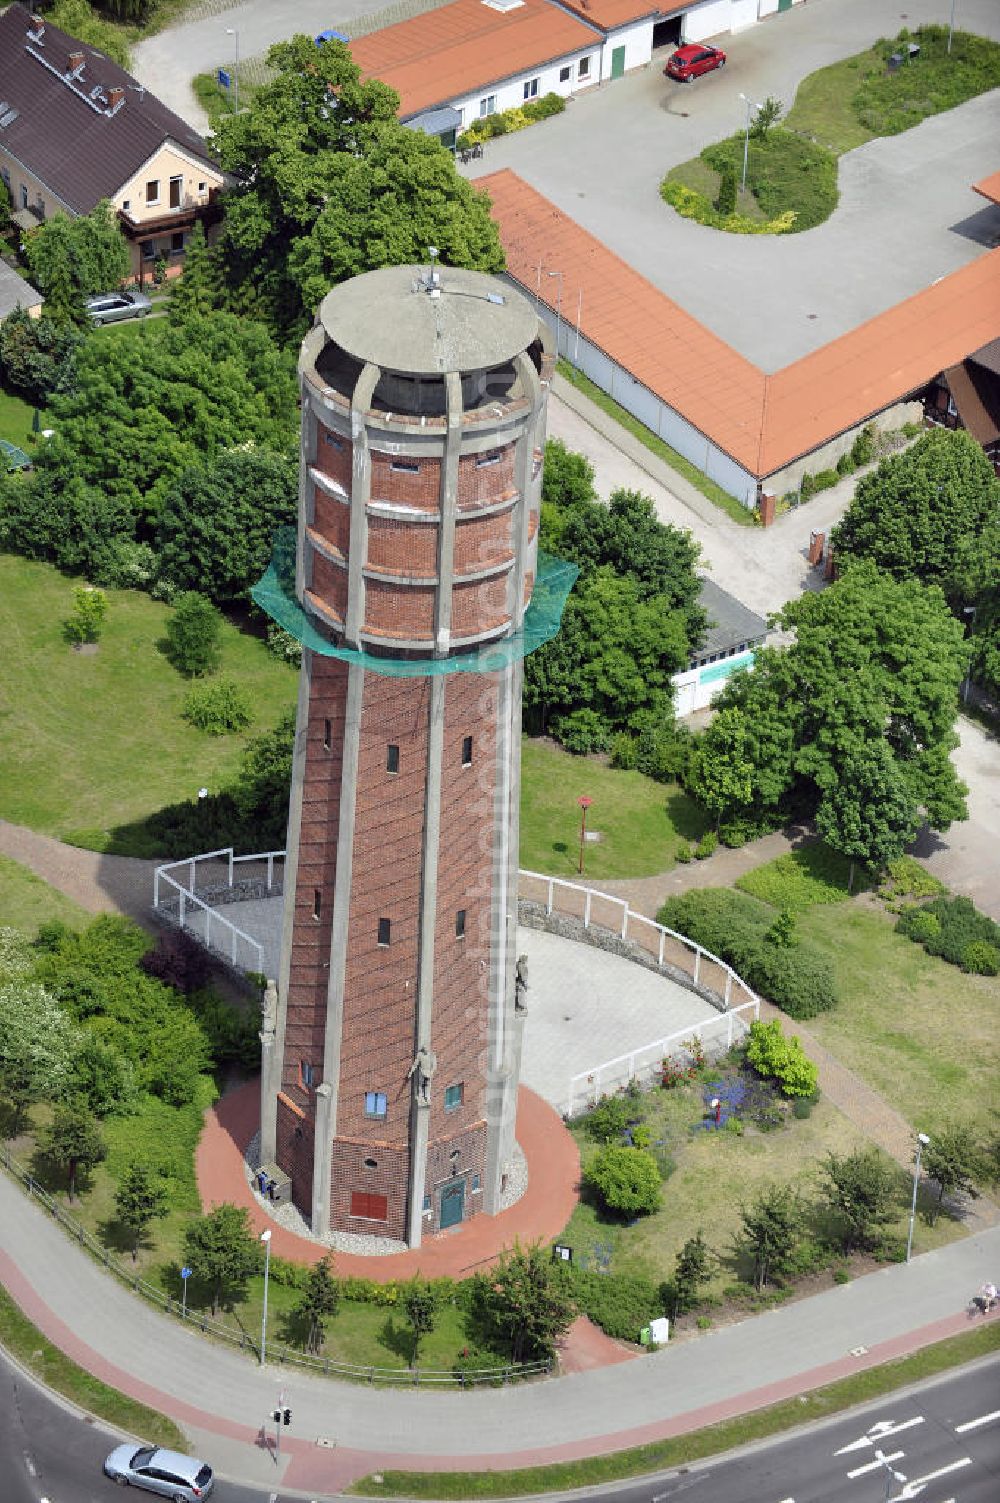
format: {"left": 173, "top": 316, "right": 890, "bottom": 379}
{"left": 2, "top": 1337, "right": 997, "bottom": 1503}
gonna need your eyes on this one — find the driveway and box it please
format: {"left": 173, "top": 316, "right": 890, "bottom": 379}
{"left": 914, "top": 716, "right": 1000, "bottom": 921}
{"left": 132, "top": 0, "right": 446, "bottom": 128}
{"left": 471, "top": 0, "right": 1000, "bottom": 368}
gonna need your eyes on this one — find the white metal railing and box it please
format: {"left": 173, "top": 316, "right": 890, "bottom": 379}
{"left": 153, "top": 847, "right": 285, "bottom": 975}
{"left": 564, "top": 1003, "right": 758, "bottom": 1118}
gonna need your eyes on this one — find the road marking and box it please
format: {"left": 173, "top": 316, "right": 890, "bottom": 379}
{"left": 847, "top": 1450, "right": 905, "bottom": 1479}
{"left": 23, "top": 1453, "right": 36, "bottom": 1477}
{"left": 896, "top": 1458, "right": 972, "bottom": 1498}
{"left": 835, "top": 1417, "right": 924, "bottom": 1454}
{"left": 955, "top": 1408, "right": 1000, "bottom": 1433}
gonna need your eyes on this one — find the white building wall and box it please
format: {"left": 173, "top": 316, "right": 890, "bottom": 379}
{"left": 673, "top": 650, "right": 757, "bottom": 717}
{"left": 682, "top": 0, "right": 733, "bottom": 42}
{"left": 757, "top": 0, "right": 805, "bottom": 18}
{"left": 521, "top": 292, "right": 758, "bottom": 509}
{"left": 452, "top": 48, "right": 599, "bottom": 125}
{"left": 729, "top": 0, "right": 758, "bottom": 29}
{"left": 600, "top": 20, "right": 654, "bottom": 77}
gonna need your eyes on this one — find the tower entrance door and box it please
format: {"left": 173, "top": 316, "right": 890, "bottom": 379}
{"left": 440, "top": 1178, "right": 466, "bottom": 1229}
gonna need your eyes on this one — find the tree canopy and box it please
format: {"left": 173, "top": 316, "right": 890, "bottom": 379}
{"left": 23, "top": 201, "right": 130, "bottom": 323}
{"left": 694, "top": 561, "right": 969, "bottom": 853}
{"left": 212, "top": 35, "right": 503, "bottom": 338}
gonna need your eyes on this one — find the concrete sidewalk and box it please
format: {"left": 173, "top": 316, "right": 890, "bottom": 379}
{"left": 1, "top": 1169, "right": 997, "bottom": 1494}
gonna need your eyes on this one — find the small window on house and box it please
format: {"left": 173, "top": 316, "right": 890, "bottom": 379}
{"left": 475, "top": 451, "right": 501, "bottom": 468}
{"left": 146, "top": 179, "right": 160, "bottom": 204}
{"left": 422, "top": 1193, "right": 432, "bottom": 1212}
{"left": 169, "top": 176, "right": 183, "bottom": 209}
{"left": 20, "top": 184, "right": 28, "bottom": 209}
{"left": 301, "top": 1061, "right": 315, "bottom": 1088}
{"left": 364, "top": 1091, "right": 388, "bottom": 1119}
{"left": 363, "top": 1156, "right": 378, "bottom": 1169}
{"left": 171, "top": 231, "right": 184, "bottom": 254}
{"left": 461, "top": 735, "right": 473, "bottom": 767}
{"left": 324, "top": 431, "right": 344, "bottom": 451}
{"left": 444, "top": 1082, "right": 464, "bottom": 1113}
{"left": 472, "top": 1173, "right": 481, "bottom": 1193}
{"left": 122, "top": 198, "right": 131, "bottom": 212}
{"left": 350, "top": 1190, "right": 388, "bottom": 1220}
{"left": 323, "top": 718, "right": 332, "bottom": 750}
{"left": 198, "top": 181, "right": 206, "bottom": 193}
{"left": 578, "top": 56, "right": 591, "bottom": 78}
{"left": 559, "top": 65, "right": 571, "bottom": 83}
{"left": 523, "top": 78, "right": 539, "bottom": 101}
{"left": 479, "top": 95, "right": 497, "bottom": 117}
{"left": 377, "top": 917, "right": 391, "bottom": 947}
{"left": 387, "top": 744, "right": 399, "bottom": 774}
{"left": 141, "top": 241, "right": 156, "bottom": 262}
{"left": 313, "top": 889, "right": 322, "bottom": 921}
{"left": 455, "top": 909, "right": 466, "bottom": 939}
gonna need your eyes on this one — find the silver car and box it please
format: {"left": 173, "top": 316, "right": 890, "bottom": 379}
{"left": 86, "top": 289, "right": 152, "bottom": 325}
{"left": 103, "top": 1444, "right": 214, "bottom": 1500}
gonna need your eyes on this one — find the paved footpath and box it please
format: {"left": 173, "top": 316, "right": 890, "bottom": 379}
{"left": 1, "top": 1170, "right": 998, "bottom": 1493}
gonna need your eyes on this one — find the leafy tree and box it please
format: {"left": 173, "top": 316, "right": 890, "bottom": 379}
{"left": 401, "top": 1276, "right": 437, "bottom": 1365}
{"left": 700, "top": 561, "right": 969, "bottom": 838}
{"left": 0, "top": 981, "right": 77, "bottom": 1135}
{"left": 232, "top": 710, "right": 296, "bottom": 843}
{"left": 556, "top": 488, "right": 704, "bottom": 622}
{"left": 36, "top": 312, "right": 298, "bottom": 527}
{"left": 541, "top": 438, "right": 597, "bottom": 524}
{"left": 744, "top": 1019, "right": 818, "bottom": 1098}
{"left": 155, "top": 449, "right": 297, "bottom": 602}
{"left": 213, "top": 34, "right": 501, "bottom": 338}
{"left": 586, "top": 1094, "right": 630, "bottom": 1144}
{"left": 478, "top": 1241, "right": 575, "bottom": 1363}
{"left": 70, "top": 1032, "right": 138, "bottom": 1118}
{"left": 716, "top": 165, "right": 737, "bottom": 215}
{"left": 832, "top": 429, "right": 1000, "bottom": 599}
{"left": 0, "top": 309, "right": 82, "bottom": 405}
{"left": 167, "top": 222, "right": 219, "bottom": 322}
{"left": 733, "top": 1183, "right": 801, "bottom": 1291}
{"left": 114, "top": 1162, "right": 169, "bottom": 1261}
{"left": 686, "top": 706, "right": 754, "bottom": 828}
{"left": 0, "top": 466, "right": 135, "bottom": 584}
{"left": 23, "top": 202, "right": 129, "bottom": 322}
{"left": 750, "top": 96, "right": 783, "bottom": 140}
{"left": 815, "top": 741, "right": 920, "bottom": 885}
{"left": 45, "top": 2, "right": 131, "bottom": 66}
{"left": 165, "top": 592, "right": 223, "bottom": 677}
{"left": 585, "top": 1145, "right": 662, "bottom": 1217}
{"left": 821, "top": 1148, "right": 901, "bottom": 1253}
{"left": 667, "top": 1230, "right": 716, "bottom": 1317}
{"left": 287, "top": 129, "right": 505, "bottom": 318}
{"left": 294, "top": 1255, "right": 340, "bottom": 1354}
{"left": 64, "top": 585, "right": 107, "bottom": 646}
{"left": 922, "top": 1125, "right": 986, "bottom": 1222}
{"left": 39, "top": 1099, "right": 106, "bottom": 1201}
{"left": 182, "top": 1203, "right": 261, "bottom": 1317}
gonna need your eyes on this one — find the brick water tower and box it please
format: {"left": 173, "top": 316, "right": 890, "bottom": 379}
{"left": 256, "top": 260, "right": 561, "bottom": 1246}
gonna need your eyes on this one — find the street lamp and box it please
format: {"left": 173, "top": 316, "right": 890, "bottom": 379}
{"left": 547, "top": 270, "right": 563, "bottom": 358}
{"left": 738, "top": 93, "right": 760, "bottom": 193}
{"left": 226, "top": 27, "right": 240, "bottom": 114}
{"left": 577, "top": 795, "right": 592, "bottom": 875}
{"left": 259, "top": 1227, "right": 272, "bottom": 1365}
{"left": 906, "top": 1131, "right": 931, "bottom": 1263}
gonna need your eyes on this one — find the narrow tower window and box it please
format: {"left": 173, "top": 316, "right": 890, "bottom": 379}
{"left": 313, "top": 889, "right": 322, "bottom": 921}
{"left": 323, "top": 718, "right": 331, "bottom": 750}
{"left": 455, "top": 909, "right": 466, "bottom": 939}
{"left": 377, "top": 917, "right": 391, "bottom": 947}
{"left": 387, "top": 744, "right": 399, "bottom": 774}
{"left": 301, "top": 1061, "right": 315, "bottom": 1088}
{"left": 461, "top": 735, "right": 473, "bottom": 767}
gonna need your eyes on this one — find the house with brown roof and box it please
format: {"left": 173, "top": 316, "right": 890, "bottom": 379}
{"left": 349, "top": 0, "right": 658, "bottom": 144}
{"left": 480, "top": 168, "right": 1000, "bottom": 508}
{"left": 0, "top": 4, "right": 224, "bottom": 284}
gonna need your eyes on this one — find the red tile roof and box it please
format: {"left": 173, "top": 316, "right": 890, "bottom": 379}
{"left": 350, "top": 0, "right": 599, "bottom": 120}
{"left": 480, "top": 169, "right": 1000, "bottom": 478}
{"left": 556, "top": 0, "right": 659, "bottom": 28}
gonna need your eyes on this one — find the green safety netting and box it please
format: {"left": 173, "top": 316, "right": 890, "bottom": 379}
{"left": 252, "top": 527, "right": 577, "bottom": 677}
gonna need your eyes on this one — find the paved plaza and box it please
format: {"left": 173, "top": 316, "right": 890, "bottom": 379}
{"left": 181, "top": 893, "right": 723, "bottom": 1113}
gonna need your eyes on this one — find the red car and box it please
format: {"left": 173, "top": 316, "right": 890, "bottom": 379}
{"left": 663, "top": 43, "right": 727, "bottom": 82}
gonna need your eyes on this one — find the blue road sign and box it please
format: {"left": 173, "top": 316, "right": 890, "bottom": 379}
{"left": 180, "top": 1266, "right": 192, "bottom": 1280}
{"left": 217, "top": 69, "right": 231, "bottom": 89}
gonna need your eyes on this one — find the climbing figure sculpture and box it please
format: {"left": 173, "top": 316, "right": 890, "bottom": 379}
{"left": 407, "top": 1045, "right": 437, "bottom": 1104}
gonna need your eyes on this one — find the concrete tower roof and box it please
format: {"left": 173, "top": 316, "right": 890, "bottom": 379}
{"left": 316, "top": 263, "right": 537, "bottom": 376}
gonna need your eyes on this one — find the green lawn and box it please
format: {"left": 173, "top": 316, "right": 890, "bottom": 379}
{"left": 800, "top": 902, "right": 1000, "bottom": 1137}
{"left": 0, "top": 553, "right": 297, "bottom": 844}
{"left": 519, "top": 737, "right": 707, "bottom": 879}
{"left": 0, "top": 854, "right": 89, "bottom": 934}
{"left": 0, "top": 387, "right": 43, "bottom": 452}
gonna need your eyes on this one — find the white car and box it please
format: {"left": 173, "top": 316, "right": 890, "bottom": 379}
{"left": 103, "top": 1444, "right": 214, "bottom": 1500}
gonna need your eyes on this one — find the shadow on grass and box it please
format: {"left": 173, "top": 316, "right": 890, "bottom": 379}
{"left": 379, "top": 1315, "right": 418, "bottom": 1366}
{"left": 664, "top": 791, "right": 708, "bottom": 843}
